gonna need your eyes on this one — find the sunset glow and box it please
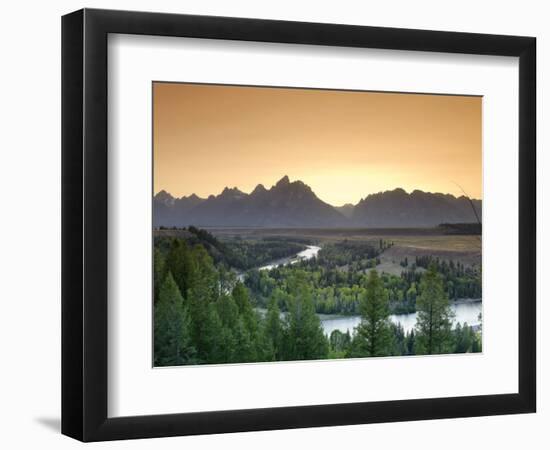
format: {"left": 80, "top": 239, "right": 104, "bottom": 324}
{"left": 153, "top": 82, "right": 482, "bottom": 205}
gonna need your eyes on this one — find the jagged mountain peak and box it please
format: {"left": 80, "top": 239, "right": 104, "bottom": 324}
{"left": 275, "top": 175, "right": 290, "bottom": 187}
{"left": 251, "top": 183, "right": 267, "bottom": 195}
{"left": 155, "top": 189, "right": 174, "bottom": 200}
{"left": 153, "top": 181, "right": 482, "bottom": 228}
{"left": 220, "top": 186, "right": 246, "bottom": 198}
{"left": 353, "top": 188, "right": 482, "bottom": 227}
{"left": 154, "top": 189, "right": 175, "bottom": 207}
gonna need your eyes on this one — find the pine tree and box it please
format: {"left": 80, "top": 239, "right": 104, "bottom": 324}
{"left": 328, "top": 330, "right": 352, "bottom": 358}
{"left": 264, "top": 295, "right": 285, "bottom": 360}
{"left": 164, "top": 239, "right": 196, "bottom": 299}
{"left": 216, "top": 294, "right": 239, "bottom": 329}
{"left": 405, "top": 329, "right": 416, "bottom": 355}
{"left": 415, "top": 264, "right": 454, "bottom": 355}
{"left": 187, "top": 245, "right": 219, "bottom": 359}
{"left": 154, "top": 272, "right": 195, "bottom": 366}
{"left": 201, "top": 303, "right": 226, "bottom": 363}
{"left": 232, "top": 282, "right": 254, "bottom": 316}
{"left": 284, "top": 271, "right": 329, "bottom": 361}
{"left": 190, "top": 244, "right": 218, "bottom": 298}
{"left": 391, "top": 322, "right": 406, "bottom": 356}
{"left": 453, "top": 322, "right": 473, "bottom": 353}
{"left": 153, "top": 248, "right": 165, "bottom": 303}
{"left": 472, "top": 312, "right": 483, "bottom": 353}
{"left": 234, "top": 317, "right": 256, "bottom": 362}
{"left": 232, "top": 281, "right": 263, "bottom": 359}
{"left": 351, "top": 269, "right": 393, "bottom": 357}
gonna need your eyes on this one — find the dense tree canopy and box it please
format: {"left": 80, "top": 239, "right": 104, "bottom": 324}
{"left": 153, "top": 233, "right": 481, "bottom": 366}
{"left": 154, "top": 272, "right": 195, "bottom": 366}
{"left": 414, "top": 264, "right": 454, "bottom": 355}
{"left": 351, "top": 270, "right": 394, "bottom": 357}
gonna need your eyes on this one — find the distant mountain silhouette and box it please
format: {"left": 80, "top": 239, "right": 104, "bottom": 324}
{"left": 352, "top": 188, "right": 482, "bottom": 227}
{"left": 154, "top": 178, "right": 481, "bottom": 228}
{"left": 334, "top": 203, "right": 355, "bottom": 219}
{"left": 153, "top": 190, "right": 206, "bottom": 227}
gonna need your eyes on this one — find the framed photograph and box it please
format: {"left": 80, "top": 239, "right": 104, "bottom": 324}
{"left": 61, "top": 8, "right": 536, "bottom": 442}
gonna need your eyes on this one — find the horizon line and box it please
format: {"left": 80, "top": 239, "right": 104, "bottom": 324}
{"left": 155, "top": 178, "right": 482, "bottom": 206}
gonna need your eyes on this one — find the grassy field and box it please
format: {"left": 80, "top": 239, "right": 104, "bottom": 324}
{"left": 202, "top": 227, "right": 482, "bottom": 271}
{"left": 153, "top": 227, "right": 481, "bottom": 274}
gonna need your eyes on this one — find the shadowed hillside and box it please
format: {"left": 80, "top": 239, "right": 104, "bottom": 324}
{"left": 154, "top": 177, "right": 481, "bottom": 228}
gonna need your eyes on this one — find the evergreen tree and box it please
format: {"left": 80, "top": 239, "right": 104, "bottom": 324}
{"left": 328, "top": 329, "right": 351, "bottom": 358}
{"left": 453, "top": 323, "right": 474, "bottom": 353}
{"left": 191, "top": 244, "right": 219, "bottom": 298}
{"left": 232, "top": 282, "right": 254, "bottom": 315}
{"left": 391, "top": 322, "right": 406, "bottom": 356}
{"left": 153, "top": 248, "right": 165, "bottom": 303}
{"left": 218, "top": 325, "right": 237, "bottom": 363}
{"left": 405, "top": 329, "right": 416, "bottom": 355}
{"left": 154, "top": 272, "right": 195, "bottom": 366}
{"left": 351, "top": 269, "right": 393, "bottom": 357}
{"left": 264, "top": 295, "right": 285, "bottom": 360}
{"left": 201, "top": 303, "right": 226, "bottom": 363}
{"left": 406, "top": 282, "right": 417, "bottom": 303}
{"left": 415, "top": 264, "right": 454, "bottom": 354}
{"left": 472, "top": 312, "right": 482, "bottom": 353}
{"left": 218, "top": 264, "right": 237, "bottom": 297}
{"left": 284, "top": 271, "right": 329, "bottom": 360}
{"left": 165, "top": 239, "right": 196, "bottom": 299}
{"left": 187, "top": 246, "right": 219, "bottom": 359}
{"left": 232, "top": 281, "right": 264, "bottom": 359}
{"left": 216, "top": 294, "right": 239, "bottom": 329}
{"left": 234, "top": 317, "right": 256, "bottom": 362}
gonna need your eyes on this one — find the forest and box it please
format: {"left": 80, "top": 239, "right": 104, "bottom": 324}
{"left": 244, "top": 240, "right": 481, "bottom": 315}
{"left": 153, "top": 228, "right": 482, "bottom": 366}
{"left": 155, "top": 226, "right": 307, "bottom": 270}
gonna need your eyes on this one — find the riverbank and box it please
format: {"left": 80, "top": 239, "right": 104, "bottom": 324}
{"left": 236, "top": 244, "right": 321, "bottom": 281}
{"left": 256, "top": 298, "right": 482, "bottom": 336}
{"left": 321, "top": 300, "right": 482, "bottom": 336}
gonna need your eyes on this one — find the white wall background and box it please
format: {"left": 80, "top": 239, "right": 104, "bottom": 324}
{"left": 0, "top": 1, "right": 546, "bottom": 448}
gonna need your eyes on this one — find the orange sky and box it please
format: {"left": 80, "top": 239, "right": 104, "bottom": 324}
{"left": 153, "top": 82, "right": 481, "bottom": 206}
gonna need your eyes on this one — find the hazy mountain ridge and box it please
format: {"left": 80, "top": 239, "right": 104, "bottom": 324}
{"left": 154, "top": 177, "right": 481, "bottom": 228}
{"left": 352, "top": 188, "right": 482, "bottom": 228}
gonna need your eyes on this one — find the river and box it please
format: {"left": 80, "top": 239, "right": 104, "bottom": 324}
{"left": 242, "top": 245, "right": 481, "bottom": 336}
{"left": 320, "top": 300, "right": 482, "bottom": 336}
{"left": 237, "top": 245, "right": 321, "bottom": 281}
{"left": 257, "top": 245, "right": 321, "bottom": 270}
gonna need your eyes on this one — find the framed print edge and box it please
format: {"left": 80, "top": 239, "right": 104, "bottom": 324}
{"left": 61, "top": 8, "right": 536, "bottom": 442}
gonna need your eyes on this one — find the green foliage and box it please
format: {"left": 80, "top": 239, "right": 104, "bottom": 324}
{"left": 216, "top": 294, "right": 239, "bottom": 329}
{"left": 201, "top": 303, "right": 227, "bottom": 363}
{"left": 415, "top": 264, "right": 454, "bottom": 355}
{"left": 414, "top": 255, "right": 481, "bottom": 299}
{"left": 244, "top": 241, "right": 480, "bottom": 317}
{"left": 155, "top": 230, "right": 308, "bottom": 271}
{"left": 453, "top": 322, "right": 482, "bottom": 354}
{"left": 263, "top": 296, "right": 284, "bottom": 361}
{"left": 284, "top": 271, "right": 329, "bottom": 361}
{"left": 405, "top": 329, "right": 416, "bottom": 355}
{"left": 350, "top": 270, "right": 394, "bottom": 357}
{"left": 234, "top": 317, "right": 256, "bottom": 362}
{"left": 165, "top": 239, "right": 196, "bottom": 299}
{"left": 329, "top": 330, "right": 352, "bottom": 356}
{"left": 453, "top": 322, "right": 473, "bottom": 353}
{"left": 153, "top": 230, "right": 481, "bottom": 365}
{"left": 223, "top": 239, "right": 308, "bottom": 270}
{"left": 154, "top": 272, "right": 196, "bottom": 366}
{"left": 153, "top": 248, "right": 165, "bottom": 303}
{"left": 313, "top": 240, "right": 380, "bottom": 269}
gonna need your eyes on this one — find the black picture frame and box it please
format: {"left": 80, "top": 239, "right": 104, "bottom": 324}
{"left": 61, "top": 8, "right": 536, "bottom": 442}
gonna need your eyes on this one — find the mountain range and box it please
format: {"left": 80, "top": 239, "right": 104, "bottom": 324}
{"left": 154, "top": 176, "right": 482, "bottom": 228}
